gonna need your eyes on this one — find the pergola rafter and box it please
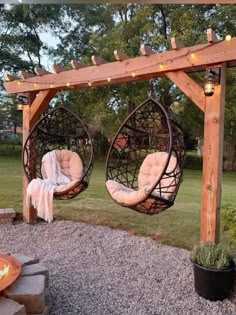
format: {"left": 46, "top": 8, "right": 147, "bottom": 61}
{"left": 3, "top": 29, "right": 236, "bottom": 244}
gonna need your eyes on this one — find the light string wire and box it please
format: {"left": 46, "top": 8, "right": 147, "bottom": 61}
{"left": 6, "top": 41, "right": 221, "bottom": 88}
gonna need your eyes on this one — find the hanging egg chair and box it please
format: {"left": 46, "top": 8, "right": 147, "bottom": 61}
{"left": 23, "top": 106, "right": 94, "bottom": 200}
{"left": 105, "top": 97, "right": 185, "bottom": 215}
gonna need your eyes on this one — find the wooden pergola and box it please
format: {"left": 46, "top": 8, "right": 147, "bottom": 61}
{"left": 3, "top": 29, "right": 236, "bottom": 243}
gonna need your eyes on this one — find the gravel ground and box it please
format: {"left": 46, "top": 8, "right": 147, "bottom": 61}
{"left": 1, "top": 220, "right": 236, "bottom": 315}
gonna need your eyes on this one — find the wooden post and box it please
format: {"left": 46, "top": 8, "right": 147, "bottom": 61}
{"left": 22, "top": 93, "right": 37, "bottom": 223}
{"left": 200, "top": 63, "right": 226, "bottom": 243}
{"left": 22, "top": 90, "right": 55, "bottom": 223}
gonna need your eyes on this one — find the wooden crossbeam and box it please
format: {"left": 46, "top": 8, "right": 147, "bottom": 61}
{"left": 51, "top": 64, "right": 67, "bottom": 73}
{"left": 4, "top": 74, "right": 20, "bottom": 82}
{"left": 30, "top": 90, "right": 56, "bottom": 127}
{"left": 71, "top": 60, "right": 86, "bottom": 69}
{"left": 114, "top": 50, "right": 129, "bottom": 61}
{"left": 207, "top": 28, "right": 218, "bottom": 43}
{"left": 19, "top": 71, "right": 35, "bottom": 79}
{"left": 91, "top": 55, "right": 107, "bottom": 65}
{"left": 140, "top": 44, "right": 155, "bottom": 56}
{"left": 171, "top": 37, "right": 184, "bottom": 50}
{"left": 34, "top": 67, "right": 51, "bottom": 76}
{"left": 166, "top": 71, "right": 205, "bottom": 112}
{"left": 4, "top": 38, "right": 236, "bottom": 94}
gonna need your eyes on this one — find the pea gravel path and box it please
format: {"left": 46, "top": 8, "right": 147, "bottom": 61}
{"left": 1, "top": 220, "right": 236, "bottom": 315}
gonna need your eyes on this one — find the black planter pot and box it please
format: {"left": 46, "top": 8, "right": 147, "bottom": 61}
{"left": 192, "top": 262, "right": 235, "bottom": 301}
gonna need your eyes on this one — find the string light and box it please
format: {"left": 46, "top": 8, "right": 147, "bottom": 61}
{"left": 6, "top": 44, "right": 210, "bottom": 91}
{"left": 33, "top": 83, "right": 38, "bottom": 87}
{"left": 225, "top": 35, "right": 232, "bottom": 41}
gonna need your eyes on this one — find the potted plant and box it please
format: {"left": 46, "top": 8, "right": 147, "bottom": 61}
{"left": 190, "top": 242, "right": 235, "bottom": 301}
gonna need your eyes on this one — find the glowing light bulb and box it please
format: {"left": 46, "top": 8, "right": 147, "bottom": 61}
{"left": 50, "top": 84, "right": 54, "bottom": 88}
{"left": 191, "top": 53, "right": 195, "bottom": 59}
{"left": 107, "top": 77, "right": 111, "bottom": 82}
{"left": 88, "top": 82, "right": 92, "bottom": 86}
{"left": 34, "top": 83, "right": 38, "bottom": 87}
{"left": 66, "top": 82, "right": 70, "bottom": 87}
{"left": 17, "top": 81, "right": 21, "bottom": 85}
{"left": 131, "top": 72, "right": 136, "bottom": 77}
{"left": 160, "top": 64, "right": 164, "bottom": 70}
{"left": 225, "top": 35, "right": 232, "bottom": 41}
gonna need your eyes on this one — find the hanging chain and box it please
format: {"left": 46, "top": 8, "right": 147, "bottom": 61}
{"left": 148, "top": 79, "right": 155, "bottom": 98}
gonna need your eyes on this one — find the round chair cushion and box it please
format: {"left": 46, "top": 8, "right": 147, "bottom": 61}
{"left": 41, "top": 150, "right": 83, "bottom": 193}
{"left": 138, "top": 152, "right": 178, "bottom": 200}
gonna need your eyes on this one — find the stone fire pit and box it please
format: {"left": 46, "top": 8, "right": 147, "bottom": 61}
{"left": 0, "top": 254, "right": 49, "bottom": 315}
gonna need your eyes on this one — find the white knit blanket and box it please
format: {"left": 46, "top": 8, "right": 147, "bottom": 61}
{"left": 26, "top": 151, "right": 70, "bottom": 223}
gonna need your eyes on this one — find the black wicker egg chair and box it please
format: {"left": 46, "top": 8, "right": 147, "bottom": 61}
{"left": 23, "top": 106, "right": 94, "bottom": 200}
{"left": 105, "top": 97, "right": 185, "bottom": 215}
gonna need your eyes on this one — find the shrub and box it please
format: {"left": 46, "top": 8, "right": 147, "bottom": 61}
{"left": 184, "top": 155, "right": 202, "bottom": 170}
{"left": 191, "top": 242, "right": 233, "bottom": 269}
{"left": 221, "top": 205, "right": 236, "bottom": 241}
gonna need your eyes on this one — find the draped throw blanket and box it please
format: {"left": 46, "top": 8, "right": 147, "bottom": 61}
{"left": 27, "top": 151, "right": 71, "bottom": 223}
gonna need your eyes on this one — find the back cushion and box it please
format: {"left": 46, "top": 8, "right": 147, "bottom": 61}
{"left": 55, "top": 150, "right": 83, "bottom": 180}
{"left": 138, "top": 152, "right": 178, "bottom": 199}
{"left": 42, "top": 150, "right": 83, "bottom": 181}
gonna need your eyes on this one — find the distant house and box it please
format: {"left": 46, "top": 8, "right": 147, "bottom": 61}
{"left": 11, "top": 126, "right": 23, "bottom": 134}
{"left": 109, "top": 133, "right": 128, "bottom": 150}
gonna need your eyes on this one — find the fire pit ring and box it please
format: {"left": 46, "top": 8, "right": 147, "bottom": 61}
{"left": 0, "top": 254, "right": 21, "bottom": 292}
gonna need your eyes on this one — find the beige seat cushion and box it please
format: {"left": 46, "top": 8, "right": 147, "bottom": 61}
{"left": 41, "top": 150, "right": 83, "bottom": 193}
{"left": 106, "top": 152, "right": 178, "bottom": 205}
{"left": 106, "top": 180, "right": 149, "bottom": 206}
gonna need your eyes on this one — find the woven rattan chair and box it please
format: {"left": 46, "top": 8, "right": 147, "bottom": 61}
{"left": 23, "top": 106, "right": 94, "bottom": 200}
{"left": 105, "top": 98, "right": 185, "bottom": 215}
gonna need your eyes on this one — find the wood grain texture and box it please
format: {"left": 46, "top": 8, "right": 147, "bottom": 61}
{"left": 114, "top": 50, "right": 129, "bottom": 61}
{"left": 200, "top": 63, "right": 226, "bottom": 243}
{"left": 171, "top": 37, "right": 184, "bottom": 50}
{"left": 4, "top": 38, "right": 236, "bottom": 94}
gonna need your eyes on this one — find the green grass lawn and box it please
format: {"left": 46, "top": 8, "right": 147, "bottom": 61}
{"left": 1, "top": 156, "right": 236, "bottom": 249}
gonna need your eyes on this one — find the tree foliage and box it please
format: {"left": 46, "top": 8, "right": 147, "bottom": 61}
{"left": 1, "top": 4, "right": 236, "bottom": 159}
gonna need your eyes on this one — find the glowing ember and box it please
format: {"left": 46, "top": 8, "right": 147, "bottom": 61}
{"left": 0, "top": 254, "right": 21, "bottom": 292}
{"left": 0, "top": 264, "right": 9, "bottom": 280}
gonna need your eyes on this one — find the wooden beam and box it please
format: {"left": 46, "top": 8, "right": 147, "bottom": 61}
{"left": 166, "top": 71, "right": 205, "bottom": 112}
{"left": 4, "top": 74, "right": 20, "bottom": 82}
{"left": 30, "top": 90, "right": 56, "bottom": 127}
{"left": 19, "top": 71, "right": 35, "bottom": 79}
{"left": 114, "top": 50, "right": 129, "bottom": 61}
{"left": 140, "top": 44, "right": 155, "bottom": 56}
{"left": 70, "top": 60, "right": 86, "bottom": 69}
{"left": 200, "top": 63, "right": 226, "bottom": 243}
{"left": 51, "top": 64, "right": 67, "bottom": 73}
{"left": 3, "top": 38, "right": 236, "bottom": 94}
{"left": 207, "top": 28, "right": 218, "bottom": 43}
{"left": 91, "top": 55, "right": 107, "bottom": 65}
{"left": 34, "top": 67, "right": 51, "bottom": 76}
{"left": 171, "top": 37, "right": 184, "bottom": 50}
{"left": 22, "top": 93, "right": 37, "bottom": 224}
